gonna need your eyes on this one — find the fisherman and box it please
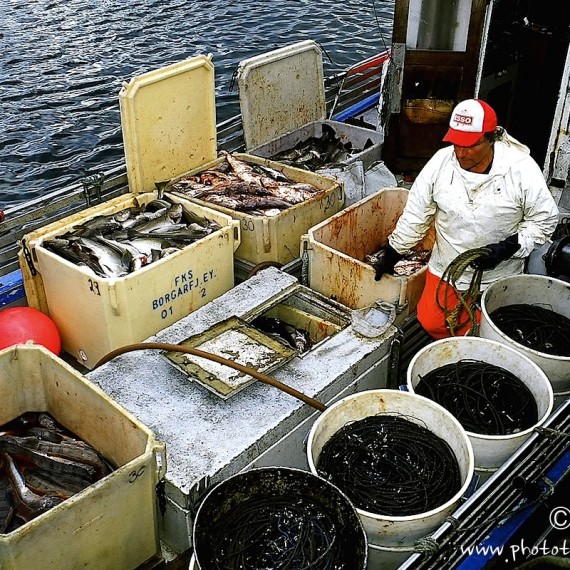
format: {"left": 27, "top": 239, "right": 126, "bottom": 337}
{"left": 374, "top": 99, "right": 560, "bottom": 339}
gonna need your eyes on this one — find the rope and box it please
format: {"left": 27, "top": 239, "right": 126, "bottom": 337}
{"left": 444, "top": 515, "right": 460, "bottom": 530}
{"left": 535, "top": 426, "right": 570, "bottom": 438}
{"left": 414, "top": 536, "right": 440, "bottom": 554}
{"left": 436, "top": 248, "right": 490, "bottom": 336}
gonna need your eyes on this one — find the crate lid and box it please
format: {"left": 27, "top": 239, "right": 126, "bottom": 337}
{"left": 237, "top": 40, "right": 326, "bottom": 151}
{"left": 119, "top": 55, "right": 217, "bottom": 194}
{"left": 163, "top": 316, "right": 296, "bottom": 400}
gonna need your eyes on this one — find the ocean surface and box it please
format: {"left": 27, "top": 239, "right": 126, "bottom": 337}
{"left": 0, "top": 0, "right": 394, "bottom": 209}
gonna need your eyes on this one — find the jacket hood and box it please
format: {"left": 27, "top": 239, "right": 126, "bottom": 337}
{"left": 447, "top": 130, "right": 531, "bottom": 192}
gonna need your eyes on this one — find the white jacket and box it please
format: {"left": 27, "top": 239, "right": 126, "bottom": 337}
{"left": 389, "top": 132, "right": 560, "bottom": 290}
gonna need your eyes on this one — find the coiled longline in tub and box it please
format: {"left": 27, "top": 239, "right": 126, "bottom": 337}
{"left": 94, "top": 342, "right": 327, "bottom": 412}
{"left": 414, "top": 359, "right": 538, "bottom": 435}
{"left": 316, "top": 413, "right": 462, "bottom": 516}
{"left": 200, "top": 495, "right": 341, "bottom": 570}
{"left": 489, "top": 304, "right": 570, "bottom": 357}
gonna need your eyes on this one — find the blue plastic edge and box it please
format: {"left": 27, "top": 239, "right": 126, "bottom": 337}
{"left": 456, "top": 449, "right": 570, "bottom": 569}
{"left": 0, "top": 269, "right": 25, "bottom": 308}
{"left": 332, "top": 93, "right": 380, "bottom": 123}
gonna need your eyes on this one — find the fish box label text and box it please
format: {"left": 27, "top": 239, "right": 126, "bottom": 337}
{"left": 152, "top": 268, "right": 216, "bottom": 318}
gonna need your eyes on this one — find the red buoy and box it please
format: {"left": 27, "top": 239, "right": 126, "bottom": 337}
{"left": 0, "top": 307, "right": 61, "bottom": 355}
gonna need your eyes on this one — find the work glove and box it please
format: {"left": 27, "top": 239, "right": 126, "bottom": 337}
{"left": 471, "top": 234, "right": 521, "bottom": 271}
{"left": 373, "top": 244, "right": 403, "bottom": 281}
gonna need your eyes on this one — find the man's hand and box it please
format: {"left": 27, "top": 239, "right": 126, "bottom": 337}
{"left": 373, "top": 244, "right": 403, "bottom": 281}
{"left": 471, "top": 234, "right": 520, "bottom": 271}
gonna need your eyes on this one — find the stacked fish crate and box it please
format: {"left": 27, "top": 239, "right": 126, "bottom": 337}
{"left": 0, "top": 344, "right": 166, "bottom": 570}
{"left": 18, "top": 53, "right": 346, "bottom": 369}
{"left": 118, "top": 53, "right": 345, "bottom": 270}
{"left": 236, "top": 40, "right": 390, "bottom": 209}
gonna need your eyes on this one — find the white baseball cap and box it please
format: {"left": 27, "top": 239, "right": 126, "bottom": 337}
{"left": 443, "top": 99, "right": 498, "bottom": 146}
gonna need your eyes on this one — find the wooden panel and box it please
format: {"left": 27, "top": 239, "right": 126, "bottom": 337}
{"left": 383, "top": 0, "right": 491, "bottom": 173}
{"left": 402, "top": 64, "right": 464, "bottom": 99}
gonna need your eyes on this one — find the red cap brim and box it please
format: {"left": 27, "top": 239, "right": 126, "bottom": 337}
{"left": 442, "top": 127, "right": 484, "bottom": 147}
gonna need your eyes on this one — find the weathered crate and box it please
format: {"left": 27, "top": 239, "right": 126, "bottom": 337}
{"left": 238, "top": 41, "right": 383, "bottom": 171}
{"left": 303, "top": 187, "right": 434, "bottom": 320}
{"left": 0, "top": 344, "right": 166, "bottom": 570}
{"left": 118, "top": 53, "right": 343, "bottom": 266}
{"left": 19, "top": 192, "right": 239, "bottom": 369}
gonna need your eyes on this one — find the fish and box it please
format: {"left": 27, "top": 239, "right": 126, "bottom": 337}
{"left": 95, "top": 235, "right": 148, "bottom": 272}
{"left": 251, "top": 316, "right": 313, "bottom": 353}
{"left": 21, "top": 468, "right": 82, "bottom": 499}
{"left": 251, "top": 163, "right": 290, "bottom": 182}
{"left": 72, "top": 215, "right": 124, "bottom": 237}
{"left": 0, "top": 435, "right": 98, "bottom": 483}
{"left": 0, "top": 411, "right": 117, "bottom": 527}
{"left": 42, "top": 237, "right": 92, "bottom": 267}
{"left": 168, "top": 152, "right": 324, "bottom": 215}
{"left": 130, "top": 210, "right": 184, "bottom": 233}
{"left": 221, "top": 150, "right": 260, "bottom": 185}
{"left": 0, "top": 453, "right": 64, "bottom": 523}
{"left": 264, "top": 184, "right": 317, "bottom": 204}
{"left": 73, "top": 236, "right": 131, "bottom": 277}
{"left": 8, "top": 435, "right": 113, "bottom": 479}
{"left": 41, "top": 196, "right": 218, "bottom": 277}
{"left": 365, "top": 248, "right": 431, "bottom": 276}
{"left": 269, "top": 123, "right": 360, "bottom": 170}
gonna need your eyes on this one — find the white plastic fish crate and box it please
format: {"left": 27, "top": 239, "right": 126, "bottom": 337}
{"left": 302, "top": 187, "right": 434, "bottom": 320}
{"left": 0, "top": 344, "right": 166, "bottom": 570}
{"left": 247, "top": 119, "right": 384, "bottom": 171}
{"left": 237, "top": 41, "right": 384, "bottom": 171}
{"left": 118, "top": 54, "right": 344, "bottom": 266}
{"left": 169, "top": 152, "right": 344, "bottom": 265}
{"left": 19, "top": 191, "right": 240, "bottom": 369}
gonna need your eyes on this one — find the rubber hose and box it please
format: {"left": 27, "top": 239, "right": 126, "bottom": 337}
{"left": 94, "top": 342, "right": 327, "bottom": 412}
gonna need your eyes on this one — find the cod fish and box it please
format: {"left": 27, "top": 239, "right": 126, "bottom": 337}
{"left": 251, "top": 315, "right": 313, "bottom": 353}
{"left": 42, "top": 196, "right": 221, "bottom": 278}
{"left": 270, "top": 123, "right": 374, "bottom": 170}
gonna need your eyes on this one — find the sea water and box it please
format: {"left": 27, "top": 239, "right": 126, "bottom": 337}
{"left": 0, "top": 0, "right": 394, "bottom": 208}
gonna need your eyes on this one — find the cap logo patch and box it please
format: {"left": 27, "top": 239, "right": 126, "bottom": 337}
{"left": 453, "top": 114, "right": 474, "bottom": 126}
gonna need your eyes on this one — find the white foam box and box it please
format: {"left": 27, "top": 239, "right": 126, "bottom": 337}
{"left": 170, "top": 153, "right": 344, "bottom": 265}
{"left": 19, "top": 191, "right": 240, "bottom": 369}
{"left": 117, "top": 53, "right": 344, "bottom": 267}
{"left": 0, "top": 344, "right": 166, "bottom": 570}
{"left": 237, "top": 41, "right": 384, "bottom": 171}
{"left": 303, "top": 187, "right": 435, "bottom": 320}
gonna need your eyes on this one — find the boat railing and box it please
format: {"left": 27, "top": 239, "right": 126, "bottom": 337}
{"left": 0, "top": 50, "right": 390, "bottom": 285}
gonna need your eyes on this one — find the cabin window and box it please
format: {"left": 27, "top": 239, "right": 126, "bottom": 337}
{"left": 406, "top": 0, "right": 473, "bottom": 51}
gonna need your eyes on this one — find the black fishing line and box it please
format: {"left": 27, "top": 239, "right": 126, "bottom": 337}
{"left": 415, "top": 360, "right": 539, "bottom": 436}
{"left": 316, "top": 414, "right": 461, "bottom": 516}
{"left": 199, "top": 495, "right": 345, "bottom": 570}
{"left": 489, "top": 303, "right": 570, "bottom": 357}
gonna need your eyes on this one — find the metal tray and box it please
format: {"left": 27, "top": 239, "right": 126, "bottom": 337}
{"left": 163, "top": 316, "right": 296, "bottom": 399}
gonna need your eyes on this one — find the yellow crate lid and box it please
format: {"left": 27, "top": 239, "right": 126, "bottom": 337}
{"left": 237, "top": 40, "right": 326, "bottom": 151}
{"left": 119, "top": 55, "right": 217, "bottom": 194}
